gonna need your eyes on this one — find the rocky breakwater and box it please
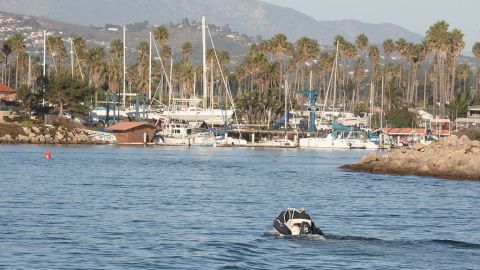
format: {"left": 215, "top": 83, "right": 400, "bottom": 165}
{"left": 0, "top": 123, "right": 98, "bottom": 144}
{"left": 341, "top": 135, "right": 480, "bottom": 180}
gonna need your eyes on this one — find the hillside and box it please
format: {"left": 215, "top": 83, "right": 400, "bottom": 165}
{"left": 0, "top": 11, "right": 251, "bottom": 64}
{"left": 0, "top": 0, "right": 422, "bottom": 44}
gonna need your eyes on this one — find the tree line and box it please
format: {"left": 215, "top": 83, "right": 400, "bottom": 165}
{"left": 2, "top": 20, "right": 480, "bottom": 125}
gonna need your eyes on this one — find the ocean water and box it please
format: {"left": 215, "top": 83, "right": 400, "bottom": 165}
{"left": 0, "top": 145, "right": 479, "bottom": 269}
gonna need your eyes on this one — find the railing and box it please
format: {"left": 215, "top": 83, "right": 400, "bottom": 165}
{"left": 82, "top": 129, "right": 117, "bottom": 143}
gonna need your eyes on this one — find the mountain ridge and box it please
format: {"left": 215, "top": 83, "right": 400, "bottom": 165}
{"left": 0, "top": 0, "right": 422, "bottom": 44}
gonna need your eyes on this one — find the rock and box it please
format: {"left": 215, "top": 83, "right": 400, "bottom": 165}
{"left": 17, "top": 134, "right": 30, "bottom": 143}
{"left": 411, "top": 143, "right": 425, "bottom": 151}
{"left": 45, "top": 134, "right": 51, "bottom": 139}
{"left": 459, "top": 135, "right": 471, "bottom": 144}
{"left": 342, "top": 133, "right": 480, "bottom": 180}
{"left": 359, "top": 153, "right": 377, "bottom": 164}
{"left": 22, "top": 127, "right": 32, "bottom": 135}
{"left": 32, "top": 126, "right": 40, "bottom": 134}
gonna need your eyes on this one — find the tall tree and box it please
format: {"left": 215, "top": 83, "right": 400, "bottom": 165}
{"left": 107, "top": 39, "right": 123, "bottom": 91}
{"left": 269, "top": 33, "right": 293, "bottom": 97}
{"left": 1, "top": 39, "right": 12, "bottom": 85}
{"left": 355, "top": 34, "right": 369, "bottom": 58}
{"left": 136, "top": 41, "right": 150, "bottom": 94}
{"left": 368, "top": 45, "right": 380, "bottom": 114}
{"left": 448, "top": 29, "right": 465, "bottom": 100}
{"left": 425, "top": 21, "right": 454, "bottom": 117}
{"left": 46, "top": 35, "right": 68, "bottom": 71}
{"left": 181, "top": 42, "right": 193, "bottom": 63}
{"left": 383, "top": 38, "right": 396, "bottom": 87}
{"left": 472, "top": 42, "right": 480, "bottom": 92}
{"left": 294, "top": 37, "right": 320, "bottom": 90}
{"left": 9, "top": 33, "right": 26, "bottom": 89}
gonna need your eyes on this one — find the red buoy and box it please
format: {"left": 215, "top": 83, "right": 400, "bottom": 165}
{"left": 45, "top": 151, "right": 52, "bottom": 160}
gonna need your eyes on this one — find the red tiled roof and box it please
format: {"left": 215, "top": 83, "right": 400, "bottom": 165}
{"left": 0, "top": 83, "right": 15, "bottom": 94}
{"left": 381, "top": 128, "right": 449, "bottom": 135}
{"left": 106, "top": 122, "right": 154, "bottom": 131}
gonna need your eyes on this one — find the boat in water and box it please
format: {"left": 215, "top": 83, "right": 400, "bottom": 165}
{"left": 273, "top": 208, "right": 324, "bottom": 236}
{"left": 299, "top": 123, "right": 378, "bottom": 149}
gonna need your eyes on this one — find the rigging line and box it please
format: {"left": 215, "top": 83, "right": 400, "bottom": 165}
{"left": 152, "top": 38, "right": 173, "bottom": 103}
{"left": 71, "top": 40, "right": 85, "bottom": 80}
{"left": 45, "top": 37, "right": 57, "bottom": 72}
{"left": 206, "top": 25, "right": 242, "bottom": 138}
{"left": 320, "top": 42, "right": 339, "bottom": 128}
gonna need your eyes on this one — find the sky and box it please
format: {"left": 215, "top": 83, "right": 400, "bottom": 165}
{"left": 263, "top": 0, "right": 479, "bottom": 54}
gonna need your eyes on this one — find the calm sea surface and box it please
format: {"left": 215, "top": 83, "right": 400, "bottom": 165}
{"left": 0, "top": 145, "right": 479, "bottom": 269}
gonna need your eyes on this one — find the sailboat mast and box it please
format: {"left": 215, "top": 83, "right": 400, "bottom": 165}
{"left": 149, "top": 32, "right": 152, "bottom": 105}
{"left": 285, "top": 79, "right": 288, "bottom": 132}
{"left": 332, "top": 41, "right": 339, "bottom": 113}
{"left": 202, "top": 16, "right": 207, "bottom": 108}
{"left": 123, "top": 25, "right": 126, "bottom": 108}
{"left": 42, "top": 29, "right": 46, "bottom": 107}
{"left": 70, "top": 38, "right": 74, "bottom": 78}
{"left": 43, "top": 30, "right": 46, "bottom": 77}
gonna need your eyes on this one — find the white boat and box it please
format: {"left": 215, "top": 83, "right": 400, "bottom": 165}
{"left": 299, "top": 134, "right": 351, "bottom": 149}
{"left": 300, "top": 131, "right": 378, "bottom": 149}
{"left": 161, "top": 106, "right": 233, "bottom": 125}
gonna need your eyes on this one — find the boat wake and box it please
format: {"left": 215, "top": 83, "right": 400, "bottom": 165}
{"left": 264, "top": 231, "right": 480, "bottom": 249}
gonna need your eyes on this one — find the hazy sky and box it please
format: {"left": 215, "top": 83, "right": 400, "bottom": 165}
{"left": 263, "top": 0, "right": 479, "bottom": 54}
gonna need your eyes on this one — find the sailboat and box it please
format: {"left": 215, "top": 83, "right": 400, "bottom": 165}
{"left": 159, "top": 17, "right": 234, "bottom": 125}
{"left": 299, "top": 42, "right": 377, "bottom": 150}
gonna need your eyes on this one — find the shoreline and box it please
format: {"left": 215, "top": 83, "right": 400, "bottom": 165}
{"left": 340, "top": 134, "right": 480, "bottom": 181}
{"left": 0, "top": 122, "right": 101, "bottom": 145}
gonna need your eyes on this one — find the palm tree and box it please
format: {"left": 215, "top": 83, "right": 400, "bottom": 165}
{"left": 368, "top": 45, "right": 380, "bottom": 113}
{"left": 9, "top": 33, "right": 26, "bottom": 89}
{"left": 47, "top": 35, "right": 67, "bottom": 71}
{"left": 395, "top": 38, "right": 411, "bottom": 98}
{"left": 181, "top": 42, "right": 193, "bottom": 63}
{"left": 383, "top": 39, "right": 395, "bottom": 88}
{"left": 87, "top": 47, "right": 106, "bottom": 107}
{"left": 294, "top": 37, "right": 320, "bottom": 90}
{"left": 355, "top": 34, "right": 369, "bottom": 58}
{"left": 269, "top": 33, "right": 293, "bottom": 96}
{"left": 472, "top": 42, "right": 480, "bottom": 92}
{"left": 72, "top": 35, "right": 88, "bottom": 79}
{"left": 425, "top": 21, "right": 451, "bottom": 117}
{"left": 448, "top": 29, "right": 465, "bottom": 100}
{"left": 456, "top": 63, "right": 470, "bottom": 92}
{"left": 1, "top": 40, "right": 12, "bottom": 85}
{"left": 353, "top": 58, "right": 366, "bottom": 106}
{"left": 107, "top": 39, "right": 123, "bottom": 92}
{"left": 135, "top": 41, "right": 150, "bottom": 94}
{"left": 153, "top": 25, "right": 169, "bottom": 47}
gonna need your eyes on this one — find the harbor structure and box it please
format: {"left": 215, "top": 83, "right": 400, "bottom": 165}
{"left": 106, "top": 122, "right": 156, "bottom": 144}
